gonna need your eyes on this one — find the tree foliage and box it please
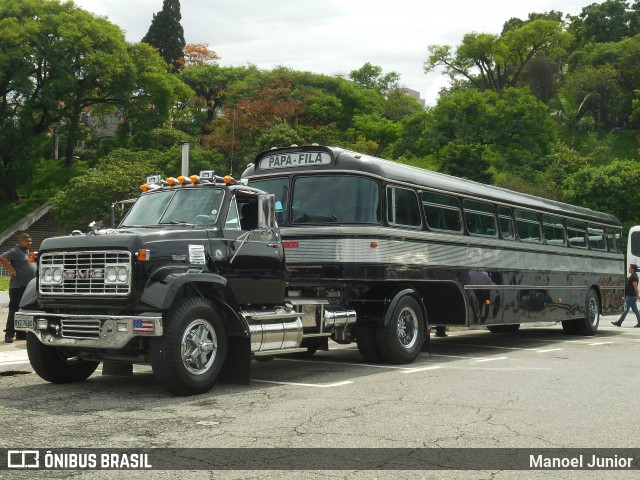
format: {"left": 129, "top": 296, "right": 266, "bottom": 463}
{"left": 142, "top": 0, "right": 186, "bottom": 70}
{"left": 424, "top": 19, "right": 572, "bottom": 93}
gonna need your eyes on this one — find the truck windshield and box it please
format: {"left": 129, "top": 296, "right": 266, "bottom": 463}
{"left": 121, "top": 188, "right": 225, "bottom": 226}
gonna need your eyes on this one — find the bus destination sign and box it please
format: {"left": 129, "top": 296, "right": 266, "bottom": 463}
{"left": 258, "top": 151, "right": 332, "bottom": 170}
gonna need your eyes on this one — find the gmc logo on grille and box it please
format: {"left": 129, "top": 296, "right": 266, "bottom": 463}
{"left": 64, "top": 269, "right": 103, "bottom": 279}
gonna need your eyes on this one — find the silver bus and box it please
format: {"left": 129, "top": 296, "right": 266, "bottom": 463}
{"left": 241, "top": 145, "right": 624, "bottom": 364}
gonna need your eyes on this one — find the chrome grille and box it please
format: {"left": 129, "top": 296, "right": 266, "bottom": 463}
{"left": 39, "top": 250, "right": 132, "bottom": 296}
{"left": 61, "top": 318, "right": 101, "bottom": 339}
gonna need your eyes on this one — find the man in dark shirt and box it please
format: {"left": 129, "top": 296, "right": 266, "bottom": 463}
{"left": 1, "top": 233, "right": 36, "bottom": 343}
{"left": 612, "top": 263, "right": 640, "bottom": 328}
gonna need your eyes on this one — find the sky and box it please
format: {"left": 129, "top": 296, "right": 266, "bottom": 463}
{"left": 73, "top": 0, "right": 594, "bottom": 105}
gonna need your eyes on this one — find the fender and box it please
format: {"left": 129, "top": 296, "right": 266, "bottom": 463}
{"left": 383, "top": 287, "right": 428, "bottom": 328}
{"left": 19, "top": 278, "right": 38, "bottom": 308}
{"left": 141, "top": 271, "right": 233, "bottom": 311}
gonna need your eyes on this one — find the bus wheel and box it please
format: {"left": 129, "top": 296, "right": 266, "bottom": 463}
{"left": 355, "top": 324, "right": 383, "bottom": 363}
{"left": 150, "top": 297, "right": 227, "bottom": 396}
{"left": 561, "top": 320, "right": 579, "bottom": 334}
{"left": 577, "top": 289, "right": 600, "bottom": 336}
{"left": 487, "top": 324, "right": 520, "bottom": 333}
{"left": 376, "top": 296, "right": 424, "bottom": 364}
{"left": 27, "top": 333, "right": 99, "bottom": 383}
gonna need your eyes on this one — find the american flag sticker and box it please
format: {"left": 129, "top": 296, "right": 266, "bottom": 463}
{"left": 133, "top": 319, "right": 155, "bottom": 334}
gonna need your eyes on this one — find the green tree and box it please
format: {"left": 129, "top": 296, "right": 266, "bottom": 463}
{"left": 436, "top": 143, "right": 493, "bottom": 184}
{"left": 424, "top": 19, "right": 572, "bottom": 93}
{"left": 0, "top": 0, "right": 133, "bottom": 201}
{"left": 142, "top": 0, "right": 186, "bottom": 70}
{"left": 349, "top": 63, "right": 400, "bottom": 96}
{"left": 118, "top": 42, "right": 194, "bottom": 148}
{"left": 550, "top": 92, "right": 596, "bottom": 146}
{"left": 399, "top": 88, "right": 556, "bottom": 174}
{"left": 569, "top": 0, "right": 640, "bottom": 45}
{"left": 563, "top": 159, "right": 640, "bottom": 224}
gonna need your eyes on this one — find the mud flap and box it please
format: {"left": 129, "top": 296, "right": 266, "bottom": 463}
{"left": 218, "top": 335, "right": 251, "bottom": 385}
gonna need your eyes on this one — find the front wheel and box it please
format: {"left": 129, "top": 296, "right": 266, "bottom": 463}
{"left": 376, "top": 296, "right": 425, "bottom": 364}
{"left": 150, "top": 297, "right": 227, "bottom": 396}
{"left": 577, "top": 289, "right": 600, "bottom": 336}
{"left": 27, "top": 333, "right": 99, "bottom": 383}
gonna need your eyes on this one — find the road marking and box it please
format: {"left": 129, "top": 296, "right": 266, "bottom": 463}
{"left": 275, "top": 357, "right": 413, "bottom": 370}
{"left": 475, "top": 356, "right": 508, "bottom": 363}
{"left": 402, "top": 366, "right": 442, "bottom": 374}
{"left": 252, "top": 379, "right": 353, "bottom": 388}
{"left": 0, "top": 351, "right": 28, "bottom": 367}
{"left": 536, "top": 348, "right": 563, "bottom": 353}
{"left": 587, "top": 342, "right": 614, "bottom": 346}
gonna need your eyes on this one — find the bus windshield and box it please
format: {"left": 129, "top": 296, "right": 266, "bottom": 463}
{"left": 250, "top": 175, "right": 381, "bottom": 224}
{"left": 121, "top": 188, "right": 225, "bottom": 226}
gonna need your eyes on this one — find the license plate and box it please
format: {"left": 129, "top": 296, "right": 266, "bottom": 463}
{"left": 15, "top": 315, "right": 34, "bottom": 329}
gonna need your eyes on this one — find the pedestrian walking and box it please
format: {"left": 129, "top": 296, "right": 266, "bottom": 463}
{"left": 0, "top": 233, "right": 36, "bottom": 343}
{"left": 612, "top": 263, "right": 640, "bottom": 328}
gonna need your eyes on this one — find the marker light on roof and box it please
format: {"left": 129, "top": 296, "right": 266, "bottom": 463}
{"left": 224, "top": 175, "right": 232, "bottom": 184}
{"left": 177, "top": 176, "right": 192, "bottom": 186}
{"left": 166, "top": 177, "right": 178, "bottom": 186}
{"left": 140, "top": 184, "right": 149, "bottom": 192}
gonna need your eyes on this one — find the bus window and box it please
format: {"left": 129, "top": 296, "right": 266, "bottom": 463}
{"left": 387, "top": 186, "right": 421, "bottom": 228}
{"left": 628, "top": 229, "right": 640, "bottom": 257}
{"left": 567, "top": 219, "right": 587, "bottom": 248}
{"left": 291, "top": 176, "right": 380, "bottom": 224}
{"left": 514, "top": 210, "right": 541, "bottom": 243}
{"left": 422, "top": 192, "right": 462, "bottom": 233}
{"left": 497, "top": 206, "right": 514, "bottom": 240}
{"left": 587, "top": 225, "right": 606, "bottom": 251}
{"left": 248, "top": 177, "right": 289, "bottom": 224}
{"left": 463, "top": 199, "right": 496, "bottom": 236}
{"left": 543, "top": 215, "right": 566, "bottom": 246}
{"left": 609, "top": 228, "right": 622, "bottom": 254}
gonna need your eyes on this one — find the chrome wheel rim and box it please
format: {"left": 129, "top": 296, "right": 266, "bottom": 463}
{"left": 588, "top": 296, "right": 599, "bottom": 327}
{"left": 397, "top": 307, "right": 419, "bottom": 349}
{"left": 181, "top": 319, "right": 217, "bottom": 375}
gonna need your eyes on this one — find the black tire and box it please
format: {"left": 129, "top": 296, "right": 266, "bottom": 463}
{"left": 561, "top": 320, "right": 579, "bottom": 335}
{"left": 150, "top": 297, "right": 227, "bottom": 396}
{"left": 26, "top": 333, "right": 99, "bottom": 383}
{"left": 577, "top": 288, "right": 600, "bottom": 336}
{"left": 355, "top": 324, "right": 383, "bottom": 363}
{"left": 487, "top": 324, "right": 521, "bottom": 333}
{"left": 376, "top": 296, "right": 425, "bottom": 364}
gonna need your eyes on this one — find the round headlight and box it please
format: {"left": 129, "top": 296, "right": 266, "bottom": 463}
{"left": 117, "top": 267, "right": 128, "bottom": 283}
{"left": 106, "top": 267, "right": 117, "bottom": 282}
{"left": 52, "top": 268, "right": 63, "bottom": 283}
{"left": 42, "top": 268, "right": 53, "bottom": 282}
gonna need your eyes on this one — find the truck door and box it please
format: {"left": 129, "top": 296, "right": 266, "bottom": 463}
{"left": 220, "top": 194, "right": 285, "bottom": 305}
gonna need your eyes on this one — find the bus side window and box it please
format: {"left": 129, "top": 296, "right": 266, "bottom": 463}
{"left": 543, "top": 215, "right": 566, "bottom": 246}
{"left": 463, "top": 199, "right": 496, "bottom": 236}
{"left": 587, "top": 224, "right": 606, "bottom": 251}
{"left": 422, "top": 192, "right": 462, "bottom": 233}
{"left": 514, "top": 210, "right": 541, "bottom": 243}
{"left": 610, "top": 228, "right": 622, "bottom": 254}
{"left": 387, "top": 186, "right": 421, "bottom": 228}
{"left": 497, "top": 206, "right": 515, "bottom": 240}
{"left": 567, "top": 219, "right": 587, "bottom": 248}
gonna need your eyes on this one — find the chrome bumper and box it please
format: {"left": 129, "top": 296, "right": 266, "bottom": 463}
{"left": 14, "top": 310, "right": 163, "bottom": 349}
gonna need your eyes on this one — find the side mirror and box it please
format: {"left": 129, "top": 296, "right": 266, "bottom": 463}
{"left": 258, "top": 194, "right": 277, "bottom": 229}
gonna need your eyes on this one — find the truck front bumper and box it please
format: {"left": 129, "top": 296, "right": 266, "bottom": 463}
{"left": 14, "top": 310, "right": 163, "bottom": 349}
